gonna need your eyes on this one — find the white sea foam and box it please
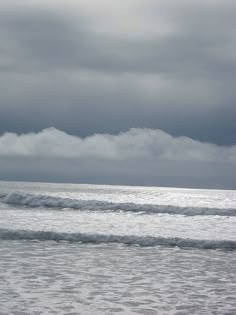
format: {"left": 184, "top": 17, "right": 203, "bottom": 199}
{"left": 0, "top": 228, "right": 235, "bottom": 250}
{"left": 3, "top": 191, "right": 236, "bottom": 217}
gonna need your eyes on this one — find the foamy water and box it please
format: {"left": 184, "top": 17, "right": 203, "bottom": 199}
{"left": 0, "top": 181, "right": 236, "bottom": 314}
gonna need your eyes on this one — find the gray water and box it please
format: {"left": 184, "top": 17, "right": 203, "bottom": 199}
{"left": 0, "top": 181, "right": 236, "bottom": 314}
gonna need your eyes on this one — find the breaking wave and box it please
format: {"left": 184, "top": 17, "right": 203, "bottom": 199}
{"left": 2, "top": 191, "right": 236, "bottom": 216}
{"left": 0, "top": 228, "right": 235, "bottom": 250}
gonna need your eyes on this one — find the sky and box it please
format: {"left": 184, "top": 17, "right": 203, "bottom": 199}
{"left": 0, "top": 0, "right": 235, "bottom": 189}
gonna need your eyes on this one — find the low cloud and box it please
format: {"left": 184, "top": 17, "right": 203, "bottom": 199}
{"left": 0, "top": 128, "right": 235, "bottom": 189}
{"left": 0, "top": 127, "right": 235, "bottom": 162}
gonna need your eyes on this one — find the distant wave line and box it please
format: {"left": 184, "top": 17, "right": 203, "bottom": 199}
{"left": 2, "top": 191, "right": 236, "bottom": 217}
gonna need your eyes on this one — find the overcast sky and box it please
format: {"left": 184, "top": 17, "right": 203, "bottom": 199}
{"left": 0, "top": 0, "right": 235, "bottom": 188}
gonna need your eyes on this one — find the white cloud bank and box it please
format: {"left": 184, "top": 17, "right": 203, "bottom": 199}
{"left": 0, "top": 128, "right": 235, "bottom": 189}
{"left": 0, "top": 127, "right": 235, "bottom": 162}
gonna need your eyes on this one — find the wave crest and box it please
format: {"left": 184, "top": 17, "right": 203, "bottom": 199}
{"left": 0, "top": 228, "right": 235, "bottom": 250}
{"left": 2, "top": 191, "right": 236, "bottom": 216}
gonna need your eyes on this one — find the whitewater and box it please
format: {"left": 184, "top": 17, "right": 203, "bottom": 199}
{"left": 0, "top": 181, "right": 236, "bottom": 314}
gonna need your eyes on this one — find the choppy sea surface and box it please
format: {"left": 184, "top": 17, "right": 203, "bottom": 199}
{"left": 0, "top": 180, "right": 235, "bottom": 314}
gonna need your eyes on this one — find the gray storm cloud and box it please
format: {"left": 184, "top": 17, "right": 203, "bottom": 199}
{"left": 0, "top": 0, "right": 235, "bottom": 145}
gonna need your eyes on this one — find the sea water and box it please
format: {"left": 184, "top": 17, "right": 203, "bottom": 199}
{"left": 0, "top": 181, "right": 235, "bottom": 314}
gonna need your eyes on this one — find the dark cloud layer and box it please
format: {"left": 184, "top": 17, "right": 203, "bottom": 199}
{"left": 0, "top": 0, "right": 235, "bottom": 145}
{"left": 1, "top": 156, "right": 235, "bottom": 190}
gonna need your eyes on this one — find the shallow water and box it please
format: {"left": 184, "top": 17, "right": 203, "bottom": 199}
{"left": 0, "top": 241, "right": 236, "bottom": 315}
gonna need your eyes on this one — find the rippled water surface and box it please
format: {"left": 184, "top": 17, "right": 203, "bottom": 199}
{"left": 0, "top": 181, "right": 236, "bottom": 314}
{"left": 1, "top": 241, "right": 236, "bottom": 315}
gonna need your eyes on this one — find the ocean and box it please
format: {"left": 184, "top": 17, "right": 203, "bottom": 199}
{"left": 0, "top": 181, "right": 235, "bottom": 314}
